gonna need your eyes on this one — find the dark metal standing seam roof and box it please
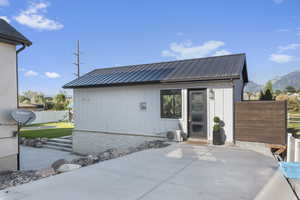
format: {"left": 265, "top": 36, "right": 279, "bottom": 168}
{"left": 0, "top": 19, "right": 32, "bottom": 46}
{"left": 63, "top": 53, "right": 248, "bottom": 89}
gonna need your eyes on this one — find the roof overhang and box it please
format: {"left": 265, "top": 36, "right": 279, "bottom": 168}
{"left": 63, "top": 75, "right": 241, "bottom": 89}
{"left": 0, "top": 33, "right": 32, "bottom": 46}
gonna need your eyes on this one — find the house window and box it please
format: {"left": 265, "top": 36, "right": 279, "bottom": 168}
{"left": 160, "top": 89, "right": 182, "bottom": 119}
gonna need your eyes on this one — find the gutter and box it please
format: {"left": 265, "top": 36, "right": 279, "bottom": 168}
{"left": 16, "top": 43, "right": 26, "bottom": 170}
{"left": 16, "top": 44, "right": 26, "bottom": 108}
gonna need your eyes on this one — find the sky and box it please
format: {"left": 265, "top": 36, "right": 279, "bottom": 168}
{"left": 1, "top": 0, "right": 300, "bottom": 95}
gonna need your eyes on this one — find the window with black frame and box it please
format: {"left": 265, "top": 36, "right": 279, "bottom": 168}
{"left": 160, "top": 89, "right": 182, "bottom": 119}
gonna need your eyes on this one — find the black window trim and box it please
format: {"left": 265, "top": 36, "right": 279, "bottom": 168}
{"left": 160, "top": 89, "right": 182, "bottom": 119}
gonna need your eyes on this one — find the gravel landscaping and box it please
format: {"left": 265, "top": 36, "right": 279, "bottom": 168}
{"left": 0, "top": 140, "right": 169, "bottom": 190}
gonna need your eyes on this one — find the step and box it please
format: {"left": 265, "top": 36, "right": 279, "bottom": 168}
{"left": 43, "top": 144, "right": 72, "bottom": 152}
{"left": 60, "top": 136, "right": 72, "bottom": 140}
{"left": 47, "top": 138, "right": 72, "bottom": 145}
{"left": 45, "top": 141, "right": 72, "bottom": 148}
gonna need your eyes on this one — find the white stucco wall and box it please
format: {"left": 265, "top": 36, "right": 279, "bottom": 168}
{"left": 0, "top": 42, "right": 18, "bottom": 171}
{"left": 73, "top": 81, "right": 236, "bottom": 143}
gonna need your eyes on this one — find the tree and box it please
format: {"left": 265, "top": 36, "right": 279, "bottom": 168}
{"left": 19, "top": 95, "right": 30, "bottom": 103}
{"left": 259, "top": 90, "right": 265, "bottom": 100}
{"left": 22, "top": 90, "right": 45, "bottom": 104}
{"left": 264, "top": 89, "right": 273, "bottom": 100}
{"left": 53, "top": 91, "right": 69, "bottom": 110}
{"left": 264, "top": 81, "right": 273, "bottom": 94}
{"left": 259, "top": 81, "right": 274, "bottom": 100}
{"left": 285, "top": 86, "right": 296, "bottom": 93}
{"left": 35, "top": 94, "right": 45, "bottom": 104}
{"left": 44, "top": 102, "right": 54, "bottom": 110}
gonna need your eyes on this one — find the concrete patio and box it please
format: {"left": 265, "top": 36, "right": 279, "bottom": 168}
{"left": 1, "top": 143, "right": 277, "bottom": 200}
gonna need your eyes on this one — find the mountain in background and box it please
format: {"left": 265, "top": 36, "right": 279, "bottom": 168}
{"left": 271, "top": 70, "right": 300, "bottom": 91}
{"left": 245, "top": 70, "right": 300, "bottom": 92}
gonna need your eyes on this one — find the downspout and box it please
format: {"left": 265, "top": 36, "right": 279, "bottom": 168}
{"left": 16, "top": 43, "right": 26, "bottom": 108}
{"left": 241, "top": 82, "right": 245, "bottom": 101}
{"left": 16, "top": 43, "right": 26, "bottom": 170}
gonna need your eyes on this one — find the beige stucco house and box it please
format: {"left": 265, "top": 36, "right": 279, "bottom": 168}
{"left": 64, "top": 54, "right": 248, "bottom": 155}
{"left": 0, "top": 19, "right": 31, "bottom": 171}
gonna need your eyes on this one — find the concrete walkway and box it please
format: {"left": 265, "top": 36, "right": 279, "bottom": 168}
{"left": 1, "top": 144, "right": 277, "bottom": 200}
{"left": 20, "top": 146, "right": 79, "bottom": 170}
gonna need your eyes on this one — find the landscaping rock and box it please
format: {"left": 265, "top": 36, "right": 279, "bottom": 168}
{"left": 40, "top": 138, "right": 48, "bottom": 144}
{"left": 20, "top": 137, "right": 26, "bottom": 145}
{"left": 34, "top": 141, "right": 43, "bottom": 148}
{"left": 35, "top": 168, "right": 56, "bottom": 178}
{"left": 24, "top": 139, "right": 37, "bottom": 147}
{"left": 22, "top": 139, "right": 28, "bottom": 145}
{"left": 56, "top": 164, "right": 81, "bottom": 173}
{"left": 0, "top": 170, "right": 42, "bottom": 190}
{"left": 70, "top": 155, "right": 99, "bottom": 167}
{"left": 51, "top": 159, "right": 68, "bottom": 171}
{"left": 27, "top": 139, "right": 34, "bottom": 146}
{"left": 23, "top": 139, "right": 30, "bottom": 146}
{"left": 98, "top": 152, "right": 111, "bottom": 161}
{"left": 0, "top": 140, "right": 170, "bottom": 191}
{"left": 95, "top": 140, "right": 169, "bottom": 162}
{"left": 107, "top": 148, "right": 119, "bottom": 159}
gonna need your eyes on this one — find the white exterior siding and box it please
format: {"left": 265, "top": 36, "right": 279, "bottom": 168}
{"left": 74, "top": 85, "right": 184, "bottom": 137}
{"left": 73, "top": 81, "right": 235, "bottom": 143}
{"left": 207, "top": 88, "right": 234, "bottom": 142}
{"left": 0, "top": 42, "right": 18, "bottom": 171}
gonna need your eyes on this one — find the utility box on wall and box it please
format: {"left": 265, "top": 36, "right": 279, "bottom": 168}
{"left": 140, "top": 102, "right": 147, "bottom": 110}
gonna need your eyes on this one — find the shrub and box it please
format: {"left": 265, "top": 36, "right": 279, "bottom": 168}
{"left": 213, "top": 124, "right": 221, "bottom": 132}
{"left": 213, "top": 116, "right": 220, "bottom": 123}
{"left": 213, "top": 116, "right": 221, "bottom": 132}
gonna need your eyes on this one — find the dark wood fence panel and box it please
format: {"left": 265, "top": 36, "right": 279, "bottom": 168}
{"left": 235, "top": 101, "right": 287, "bottom": 145}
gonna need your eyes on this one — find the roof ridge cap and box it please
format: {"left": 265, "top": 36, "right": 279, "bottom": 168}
{"left": 92, "top": 53, "right": 246, "bottom": 71}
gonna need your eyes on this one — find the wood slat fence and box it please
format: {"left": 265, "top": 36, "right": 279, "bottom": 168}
{"left": 235, "top": 101, "right": 287, "bottom": 145}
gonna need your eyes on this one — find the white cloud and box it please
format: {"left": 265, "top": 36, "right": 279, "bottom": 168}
{"left": 275, "top": 29, "right": 290, "bottom": 32}
{"left": 14, "top": 2, "right": 63, "bottom": 31}
{"left": 45, "top": 72, "right": 60, "bottom": 78}
{"left": 25, "top": 70, "right": 38, "bottom": 77}
{"left": 273, "top": 0, "right": 284, "bottom": 4}
{"left": 278, "top": 43, "right": 300, "bottom": 52}
{"left": 161, "top": 40, "right": 229, "bottom": 60}
{"left": 0, "top": 16, "right": 10, "bottom": 23}
{"left": 269, "top": 54, "right": 293, "bottom": 63}
{"left": 19, "top": 67, "right": 26, "bottom": 72}
{"left": 212, "top": 50, "right": 231, "bottom": 56}
{"left": 0, "top": 0, "right": 9, "bottom": 6}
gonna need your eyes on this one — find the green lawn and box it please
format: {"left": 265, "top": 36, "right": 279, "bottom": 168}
{"left": 20, "top": 122, "right": 73, "bottom": 139}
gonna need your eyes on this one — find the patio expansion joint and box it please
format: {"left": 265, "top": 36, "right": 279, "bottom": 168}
{"left": 135, "top": 148, "right": 213, "bottom": 200}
